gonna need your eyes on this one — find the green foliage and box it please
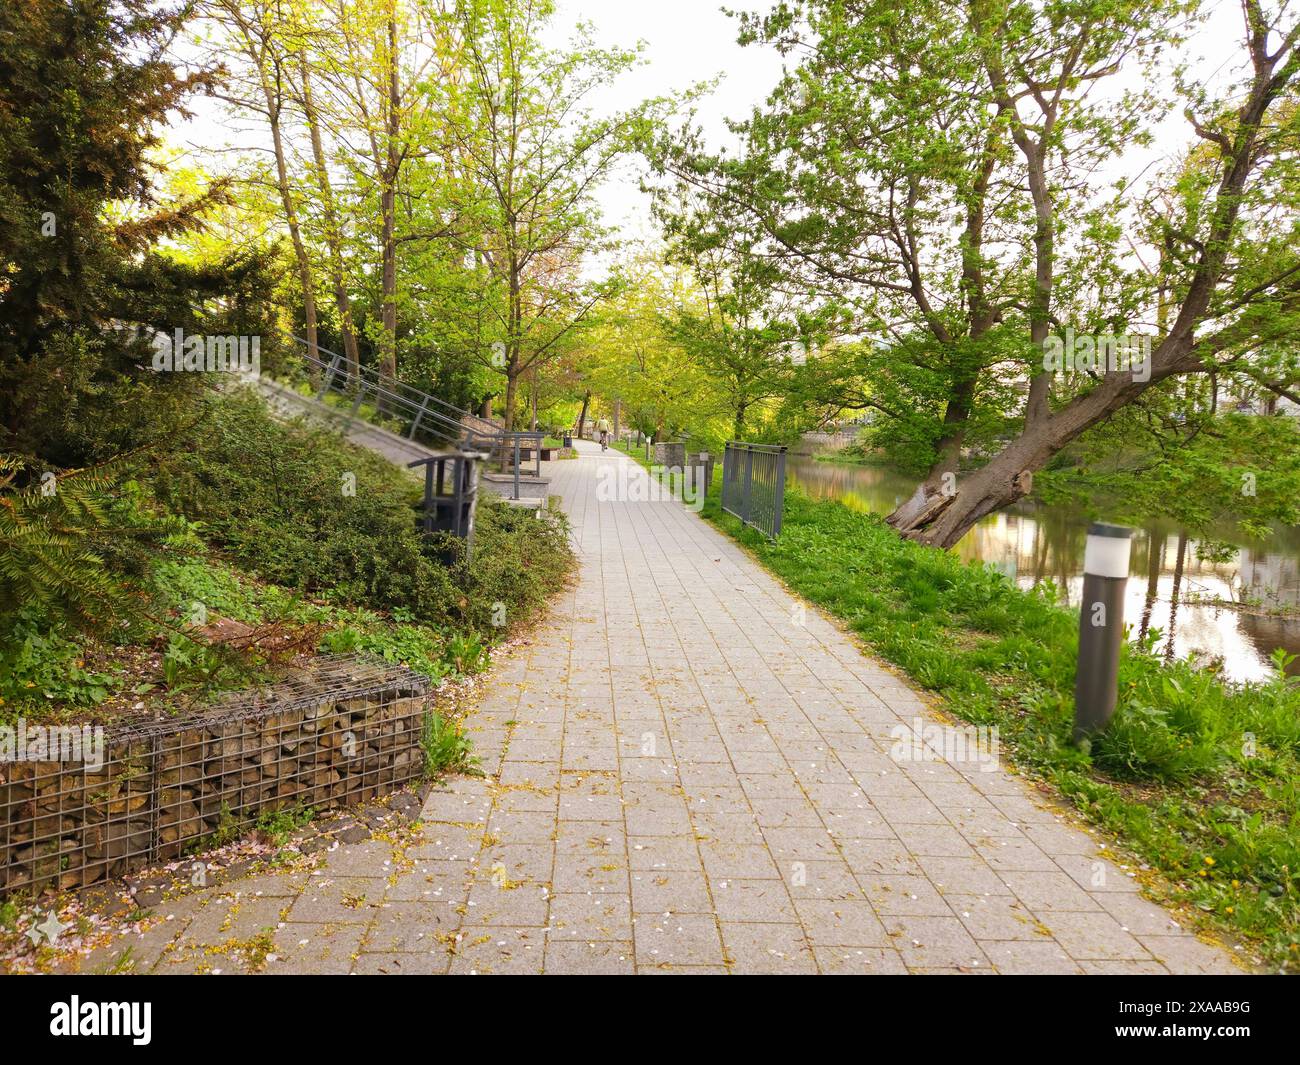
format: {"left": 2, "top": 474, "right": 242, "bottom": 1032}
{"left": 706, "top": 486, "right": 1300, "bottom": 968}
{"left": 159, "top": 632, "right": 261, "bottom": 697}
{"left": 152, "top": 394, "right": 462, "bottom": 622}
{"left": 420, "top": 710, "right": 479, "bottom": 779}
{"left": 318, "top": 615, "right": 451, "bottom": 681}
{"left": 254, "top": 806, "right": 315, "bottom": 845}
{"left": 0, "top": 611, "right": 118, "bottom": 720}
{"left": 1036, "top": 409, "right": 1300, "bottom": 542}
{"left": 0, "top": 0, "right": 278, "bottom": 468}
{"left": 462, "top": 493, "right": 572, "bottom": 632}
{"left": 157, "top": 392, "right": 571, "bottom": 629}
{"left": 0, "top": 457, "right": 175, "bottom": 638}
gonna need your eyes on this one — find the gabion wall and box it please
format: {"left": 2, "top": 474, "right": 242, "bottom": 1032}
{"left": 1, "top": 656, "right": 431, "bottom": 897}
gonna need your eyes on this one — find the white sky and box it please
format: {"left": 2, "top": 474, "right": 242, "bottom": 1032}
{"left": 542, "top": 0, "right": 784, "bottom": 239}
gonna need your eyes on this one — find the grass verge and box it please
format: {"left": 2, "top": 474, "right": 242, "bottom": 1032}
{"left": 698, "top": 482, "right": 1298, "bottom": 971}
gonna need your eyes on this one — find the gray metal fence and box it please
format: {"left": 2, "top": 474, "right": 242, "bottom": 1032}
{"left": 721, "top": 441, "right": 788, "bottom": 538}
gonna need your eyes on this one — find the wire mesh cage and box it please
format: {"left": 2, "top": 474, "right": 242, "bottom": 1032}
{"left": 0, "top": 655, "right": 433, "bottom": 897}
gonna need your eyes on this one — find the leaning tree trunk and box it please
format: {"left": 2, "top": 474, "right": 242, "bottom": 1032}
{"left": 891, "top": 355, "right": 1183, "bottom": 548}
{"left": 885, "top": 371, "right": 976, "bottom": 533}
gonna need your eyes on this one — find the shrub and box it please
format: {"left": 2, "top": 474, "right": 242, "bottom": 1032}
{"left": 149, "top": 393, "right": 450, "bottom": 611}
{"left": 149, "top": 392, "right": 572, "bottom": 630}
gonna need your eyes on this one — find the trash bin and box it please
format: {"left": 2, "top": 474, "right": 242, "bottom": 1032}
{"left": 562, "top": 431, "right": 573, "bottom": 449}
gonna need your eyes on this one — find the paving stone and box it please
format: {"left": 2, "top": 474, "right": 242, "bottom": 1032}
{"left": 946, "top": 894, "right": 1048, "bottom": 942}
{"left": 448, "top": 927, "right": 547, "bottom": 974}
{"left": 699, "top": 841, "right": 782, "bottom": 880}
{"left": 785, "top": 860, "right": 863, "bottom": 900}
{"left": 1095, "top": 891, "right": 1187, "bottom": 936}
{"left": 1135, "top": 934, "right": 1244, "bottom": 974}
{"left": 351, "top": 950, "right": 451, "bottom": 975}
{"left": 969, "top": 835, "right": 1058, "bottom": 871}
{"left": 464, "top": 879, "right": 552, "bottom": 926}
{"left": 711, "top": 879, "right": 798, "bottom": 923}
{"left": 838, "top": 836, "right": 923, "bottom": 877}
{"left": 386, "top": 861, "right": 472, "bottom": 904}
{"left": 794, "top": 899, "right": 889, "bottom": 948}
{"left": 552, "top": 852, "right": 627, "bottom": 893}
{"left": 1052, "top": 852, "right": 1143, "bottom": 893}
{"left": 78, "top": 441, "right": 1234, "bottom": 975}
{"left": 981, "top": 939, "right": 1082, "bottom": 974}
{"left": 286, "top": 876, "right": 383, "bottom": 924}
{"left": 265, "top": 922, "right": 367, "bottom": 975}
{"left": 366, "top": 900, "right": 458, "bottom": 952}
{"left": 628, "top": 836, "right": 702, "bottom": 871}
{"left": 630, "top": 868, "right": 712, "bottom": 914}
{"left": 915, "top": 856, "right": 1008, "bottom": 896}
{"left": 634, "top": 913, "right": 725, "bottom": 968}
{"left": 882, "top": 915, "right": 991, "bottom": 971}
{"left": 548, "top": 892, "right": 632, "bottom": 940}
{"left": 814, "top": 946, "right": 909, "bottom": 974}
{"left": 858, "top": 874, "right": 953, "bottom": 916}
{"left": 544, "top": 939, "right": 636, "bottom": 974}
{"left": 999, "top": 870, "right": 1105, "bottom": 912}
{"left": 721, "top": 922, "right": 817, "bottom": 973}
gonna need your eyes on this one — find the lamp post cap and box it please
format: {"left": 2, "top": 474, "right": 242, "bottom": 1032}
{"left": 1087, "top": 522, "right": 1134, "bottom": 539}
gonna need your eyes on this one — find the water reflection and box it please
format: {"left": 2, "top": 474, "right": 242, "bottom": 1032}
{"left": 787, "top": 456, "right": 1300, "bottom": 682}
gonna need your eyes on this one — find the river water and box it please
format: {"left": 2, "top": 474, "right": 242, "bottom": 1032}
{"left": 786, "top": 456, "right": 1300, "bottom": 683}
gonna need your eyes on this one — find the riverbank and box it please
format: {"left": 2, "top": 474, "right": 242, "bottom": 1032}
{"left": 786, "top": 453, "right": 1300, "bottom": 683}
{"left": 698, "top": 480, "right": 1299, "bottom": 971}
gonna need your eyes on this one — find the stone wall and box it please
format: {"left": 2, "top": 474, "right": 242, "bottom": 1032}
{"left": 654, "top": 441, "right": 686, "bottom": 469}
{"left": 0, "top": 659, "right": 431, "bottom": 897}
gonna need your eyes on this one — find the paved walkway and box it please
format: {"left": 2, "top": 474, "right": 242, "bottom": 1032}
{"left": 70, "top": 442, "right": 1241, "bottom": 974}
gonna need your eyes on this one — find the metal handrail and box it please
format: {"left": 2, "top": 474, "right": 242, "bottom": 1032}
{"left": 278, "top": 333, "right": 546, "bottom": 498}
{"left": 285, "top": 333, "right": 497, "bottom": 434}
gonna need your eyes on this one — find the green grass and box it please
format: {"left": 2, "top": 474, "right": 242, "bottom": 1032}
{"left": 420, "top": 709, "right": 479, "bottom": 779}
{"left": 254, "top": 805, "right": 316, "bottom": 845}
{"left": 702, "top": 485, "right": 1300, "bottom": 971}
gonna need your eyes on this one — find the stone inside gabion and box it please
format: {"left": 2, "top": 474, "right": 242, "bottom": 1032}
{"left": 1, "top": 656, "right": 432, "bottom": 897}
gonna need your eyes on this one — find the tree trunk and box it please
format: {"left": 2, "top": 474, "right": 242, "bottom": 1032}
{"left": 885, "top": 370, "right": 976, "bottom": 531}
{"left": 377, "top": 6, "right": 400, "bottom": 400}
{"left": 503, "top": 370, "right": 519, "bottom": 433}
{"left": 530, "top": 366, "right": 538, "bottom": 431}
{"left": 890, "top": 328, "right": 1198, "bottom": 548}
{"left": 1166, "top": 532, "right": 1188, "bottom": 661}
{"left": 1138, "top": 523, "right": 1164, "bottom": 640}
{"left": 576, "top": 390, "right": 591, "bottom": 438}
{"left": 297, "top": 50, "right": 360, "bottom": 380}
{"left": 250, "top": 33, "right": 318, "bottom": 367}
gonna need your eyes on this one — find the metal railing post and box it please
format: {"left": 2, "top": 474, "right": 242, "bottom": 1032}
{"left": 318, "top": 354, "right": 341, "bottom": 400}
{"left": 773, "top": 446, "right": 787, "bottom": 537}
{"left": 349, "top": 378, "right": 367, "bottom": 419}
{"left": 513, "top": 438, "right": 521, "bottom": 499}
{"left": 741, "top": 445, "right": 754, "bottom": 524}
{"left": 408, "top": 397, "right": 428, "bottom": 440}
